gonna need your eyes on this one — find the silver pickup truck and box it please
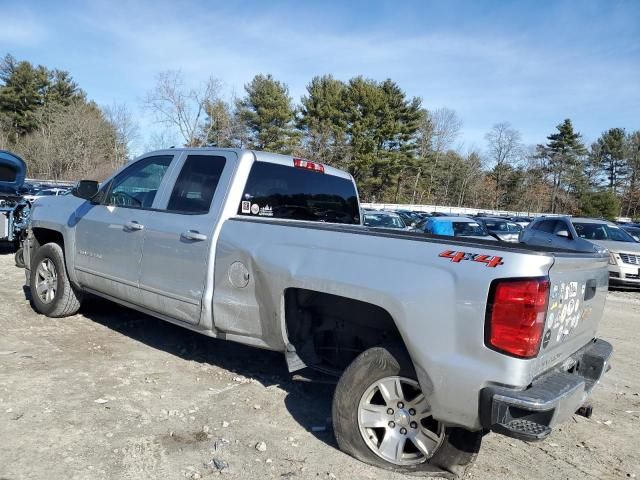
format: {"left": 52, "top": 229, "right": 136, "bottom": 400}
{"left": 24, "top": 148, "right": 612, "bottom": 477}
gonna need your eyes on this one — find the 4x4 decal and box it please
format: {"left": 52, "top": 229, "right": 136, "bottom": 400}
{"left": 439, "top": 250, "right": 504, "bottom": 268}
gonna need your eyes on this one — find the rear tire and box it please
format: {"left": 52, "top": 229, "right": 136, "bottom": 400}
{"left": 14, "top": 247, "right": 25, "bottom": 268}
{"left": 332, "top": 346, "right": 482, "bottom": 477}
{"left": 30, "top": 242, "right": 82, "bottom": 317}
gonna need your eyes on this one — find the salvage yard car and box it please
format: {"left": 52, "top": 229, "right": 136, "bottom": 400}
{"left": 0, "top": 151, "right": 31, "bottom": 263}
{"left": 522, "top": 216, "right": 640, "bottom": 287}
{"left": 23, "top": 148, "right": 612, "bottom": 477}
{"left": 418, "top": 216, "right": 497, "bottom": 241}
{"left": 363, "top": 210, "right": 408, "bottom": 230}
{"left": 474, "top": 216, "right": 522, "bottom": 242}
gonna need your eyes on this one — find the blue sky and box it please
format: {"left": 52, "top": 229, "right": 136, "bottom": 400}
{"left": 1, "top": 0, "right": 638, "bottom": 154}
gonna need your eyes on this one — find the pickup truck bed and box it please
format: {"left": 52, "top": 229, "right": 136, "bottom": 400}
{"left": 23, "top": 148, "right": 612, "bottom": 476}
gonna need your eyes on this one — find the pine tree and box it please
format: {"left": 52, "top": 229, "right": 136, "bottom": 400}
{"left": 595, "top": 128, "right": 627, "bottom": 193}
{"left": 238, "top": 74, "right": 299, "bottom": 153}
{"left": 0, "top": 54, "right": 85, "bottom": 141}
{"left": 537, "top": 119, "right": 587, "bottom": 213}
{"left": 299, "top": 75, "right": 348, "bottom": 166}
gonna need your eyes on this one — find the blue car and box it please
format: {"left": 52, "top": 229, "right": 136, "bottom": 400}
{"left": 419, "top": 216, "right": 497, "bottom": 241}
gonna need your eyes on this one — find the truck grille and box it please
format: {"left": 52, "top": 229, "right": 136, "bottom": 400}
{"left": 620, "top": 253, "right": 640, "bottom": 265}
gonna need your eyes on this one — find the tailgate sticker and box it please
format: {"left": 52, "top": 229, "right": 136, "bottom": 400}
{"left": 544, "top": 280, "right": 587, "bottom": 347}
{"left": 438, "top": 250, "right": 503, "bottom": 267}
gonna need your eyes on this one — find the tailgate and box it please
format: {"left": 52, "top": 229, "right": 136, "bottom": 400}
{"left": 533, "top": 253, "right": 609, "bottom": 377}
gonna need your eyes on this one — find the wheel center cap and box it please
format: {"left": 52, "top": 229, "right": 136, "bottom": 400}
{"left": 394, "top": 409, "right": 410, "bottom": 427}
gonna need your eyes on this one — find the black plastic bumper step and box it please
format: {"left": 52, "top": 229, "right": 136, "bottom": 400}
{"left": 493, "top": 419, "right": 552, "bottom": 441}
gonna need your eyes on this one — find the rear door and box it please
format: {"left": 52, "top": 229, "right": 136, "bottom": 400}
{"left": 136, "top": 151, "right": 237, "bottom": 325}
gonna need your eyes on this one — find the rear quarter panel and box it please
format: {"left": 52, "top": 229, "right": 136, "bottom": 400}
{"left": 212, "top": 218, "right": 565, "bottom": 428}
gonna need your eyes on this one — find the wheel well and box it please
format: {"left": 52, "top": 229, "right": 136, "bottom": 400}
{"left": 32, "top": 228, "right": 64, "bottom": 249}
{"left": 284, "top": 288, "right": 406, "bottom": 375}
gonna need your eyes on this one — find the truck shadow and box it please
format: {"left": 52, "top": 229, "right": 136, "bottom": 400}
{"left": 76, "top": 295, "right": 339, "bottom": 449}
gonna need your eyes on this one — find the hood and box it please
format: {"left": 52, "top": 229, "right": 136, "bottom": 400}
{"left": 590, "top": 239, "right": 640, "bottom": 254}
{"left": 0, "top": 150, "right": 27, "bottom": 194}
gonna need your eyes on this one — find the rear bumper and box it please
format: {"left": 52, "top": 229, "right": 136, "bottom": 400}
{"left": 479, "top": 338, "right": 613, "bottom": 441}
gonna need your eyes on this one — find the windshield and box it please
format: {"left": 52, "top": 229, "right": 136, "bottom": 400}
{"left": 452, "top": 221, "right": 490, "bottom": 237}
{"left": 364, "top": 213, "right": 405, "bottom": 229}
{"left": 38, "top": 190, "right": 57, "bottom": 196}
{"left": 573, "top": 222, "right": 637, "bottom": 242}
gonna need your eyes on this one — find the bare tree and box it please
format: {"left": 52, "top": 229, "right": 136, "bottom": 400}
{"left": 423, "top": 107, "right": 462, "bottom": 203}
{"left": 14, "top": 102, "right": 116, "bottom": 180}
{"left": 103, "top": 102, "right": 139, "bottom": 168}
{"left": 143, "top": 70, "right": 224, "bottom": 147}
{"left": 485, "top": 122, "right": 522, "bottom": 209}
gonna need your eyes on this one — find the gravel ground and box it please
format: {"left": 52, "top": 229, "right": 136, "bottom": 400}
{"left": 0, "top": 247, "right": 638, "bottom": 480}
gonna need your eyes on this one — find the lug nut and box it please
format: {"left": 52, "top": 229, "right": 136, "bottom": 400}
{"left": 388, "top": 421, "right": 395, "bottom": 428}
{"left": 400, "top": 427, "right": 407, "bottom": 435}
{"left": 387, "top": 408, "right": 394, "bottom": 415}
{"left": 408, "top": 408, "right": 416, "bottom": 416}
{"left": 397, "top": 402, "right": 404, "bottom": 409}
{"left": 410, "top": 421, "right": 418, "bottom": 429}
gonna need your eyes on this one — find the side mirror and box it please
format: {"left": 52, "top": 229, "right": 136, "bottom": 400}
{"left": 72, "top": 180, "right": 99, "bottom": 201}
{"left": 556, "top": 229, "right": 570, "bottom": 239}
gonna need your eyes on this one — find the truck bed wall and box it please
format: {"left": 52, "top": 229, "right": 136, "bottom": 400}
{"left": 213, "top": 217, "right": 576, "bottom": 429}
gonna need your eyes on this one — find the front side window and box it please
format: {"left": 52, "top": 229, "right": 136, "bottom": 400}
{"left": 238, "top": 161, "right": 360, "bottom": 224}
{"left": 105, "top": 155, "right": 173, "bottom": 208}
{"left": 166, "top": 155, "right": 226, "bottom": 214}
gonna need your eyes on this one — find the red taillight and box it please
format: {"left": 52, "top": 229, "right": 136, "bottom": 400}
{"left": 485, "top": 278, "right": 549, "bottom": 359}
{"left": 293, "top": 158, "right": 324, "bottom": 173}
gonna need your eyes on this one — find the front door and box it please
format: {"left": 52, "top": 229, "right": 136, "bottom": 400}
{"left": 137, "top": 152, "right": 234, "bottom": 324}
{"left": 74, "top": 154, "right": 175, "bottom": 304}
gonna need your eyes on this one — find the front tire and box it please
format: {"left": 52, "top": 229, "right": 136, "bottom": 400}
{"left": 30, "top": 242, "right": 82, "bottom": 317}
{"left": 332, "top": 346, "right": 482, "bottom": 477}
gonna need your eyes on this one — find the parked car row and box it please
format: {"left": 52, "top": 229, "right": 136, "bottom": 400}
{"left": 364, "top": 206, "right": 640, "bottom": 288}
{"left": 522, "top": 216, "right": 640, "bottom": 288}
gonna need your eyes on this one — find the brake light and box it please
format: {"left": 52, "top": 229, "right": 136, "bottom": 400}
{"left": 485, "top": 278, "right": 549, "bottom": 359}
{"left": 294, "top": 158, "right": 324, "bottom": 173}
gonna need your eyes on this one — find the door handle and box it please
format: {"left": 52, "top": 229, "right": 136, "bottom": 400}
{"left": 124, "top": 221, "right": 144, "bottom": 231}
{"left": 181, "top": 230, "right": 207, "bottom": 241}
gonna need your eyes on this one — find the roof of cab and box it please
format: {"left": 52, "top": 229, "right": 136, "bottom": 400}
{"left": 144, "top": 147, "right": 353, "bottom": 181}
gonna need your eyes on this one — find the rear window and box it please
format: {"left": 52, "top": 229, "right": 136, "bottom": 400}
{"left": 238, "top": 161, "right": 360, "bottom": 224}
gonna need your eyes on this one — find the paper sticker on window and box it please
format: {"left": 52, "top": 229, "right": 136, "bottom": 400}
{"left": 259, "top": 205, "right": 273, "bottom": 217}
{"left": 241, "top": 201, "right": 251, "bottom": 214}
{"left": 250, "top": 203, "right": 260, "bottom": 215}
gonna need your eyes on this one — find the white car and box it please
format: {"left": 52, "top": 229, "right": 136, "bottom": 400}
{"left": 27, "top": 188, "right": 69, "bottom": 202}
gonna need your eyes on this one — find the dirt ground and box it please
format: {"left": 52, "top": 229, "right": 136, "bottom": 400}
{"left": 0, "top": 247, "right": 638, "bottom": 480}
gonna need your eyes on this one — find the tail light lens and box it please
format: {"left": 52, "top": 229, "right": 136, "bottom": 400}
{"left": 485, "top": 278, "right": 549, "bottom": 359}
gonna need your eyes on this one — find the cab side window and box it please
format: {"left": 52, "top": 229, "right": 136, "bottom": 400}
{"left": 104, "top": 155, "right": 173, "bottom": 209}
{"left": 166, "top": 155, "right": 226, "bottom": 214}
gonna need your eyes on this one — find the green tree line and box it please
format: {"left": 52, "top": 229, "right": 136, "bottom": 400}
{"left": 2, "top": 54, "right": 638, "bottom": 219}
